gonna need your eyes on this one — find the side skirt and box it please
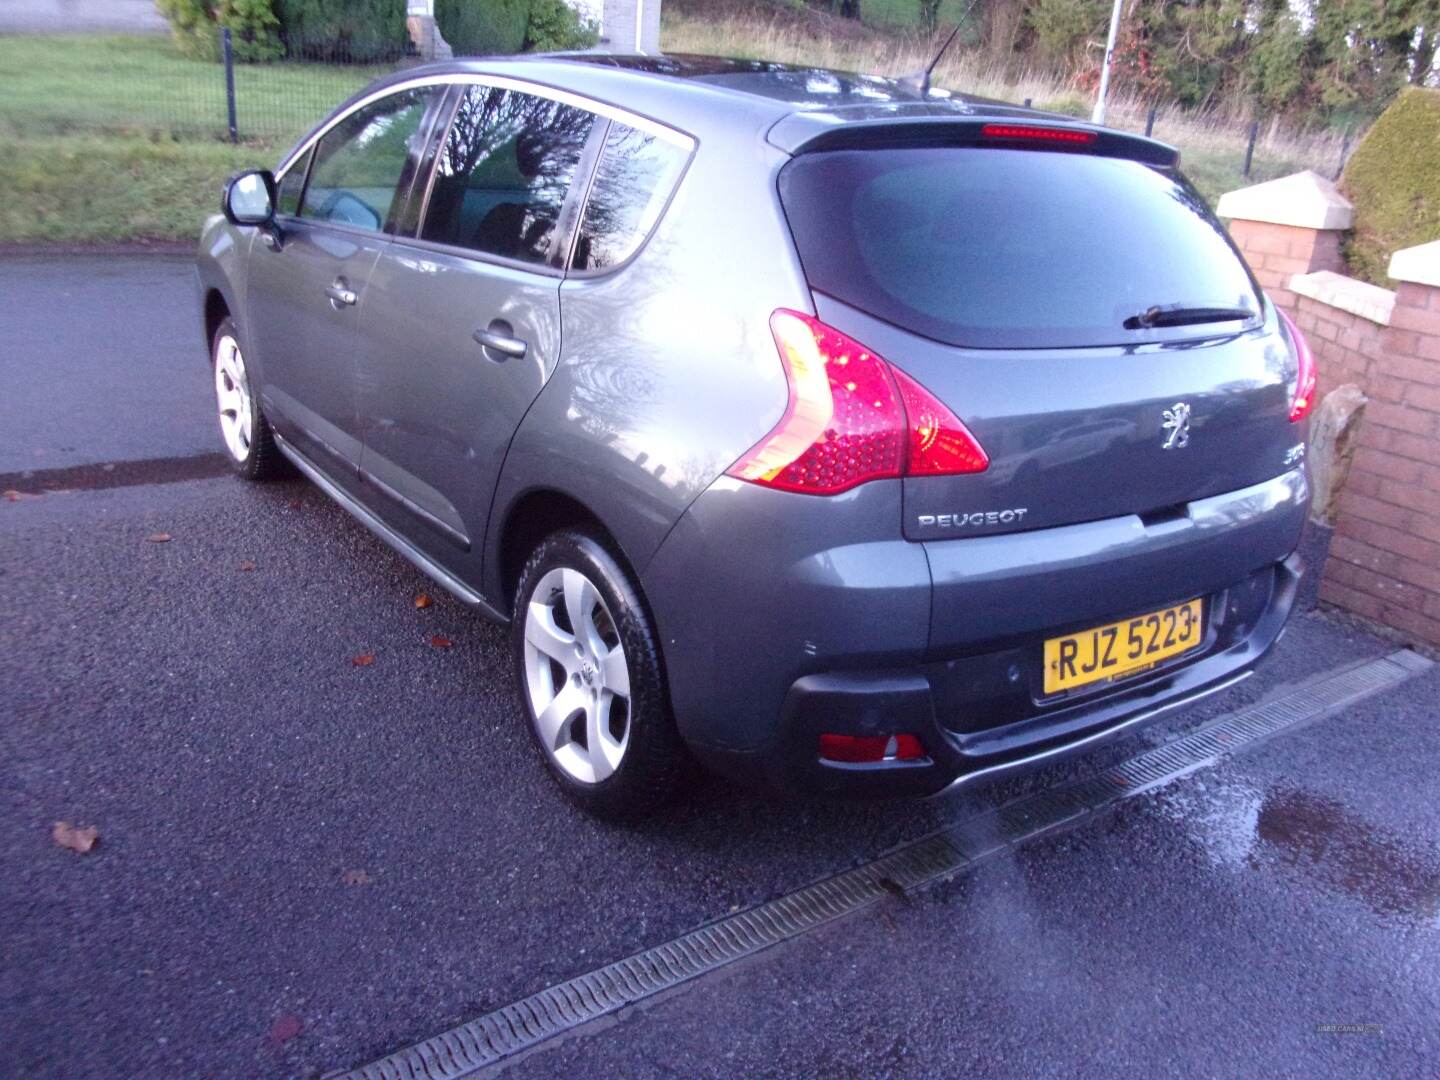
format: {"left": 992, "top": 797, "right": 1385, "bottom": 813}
{"left": 273, "top": 432, "right": 509, "bottom": 624}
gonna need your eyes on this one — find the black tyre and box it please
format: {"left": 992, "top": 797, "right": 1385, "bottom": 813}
{"left": 512, "top": 529, "right": 688, "bottom": 819}
{"left": 211, "top": 316, "right": 287, "bottom": 481}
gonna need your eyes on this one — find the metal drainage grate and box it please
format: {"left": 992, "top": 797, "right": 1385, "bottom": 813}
{"left": 335, "top": 833, "right": 966, "bottom": 1080}
{"left": 1097, "top": 651, "right": 1424, "bottom": 798}
{"left": 333, "top": 650, "right": 1430, "bottom": 1080}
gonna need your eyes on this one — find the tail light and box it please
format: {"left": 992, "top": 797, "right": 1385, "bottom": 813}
{"left": 1277, "top": 307, "right": 1316, "bottom": 423}
{"left": 727, "top": 310, "right": 988, "bottom": 495}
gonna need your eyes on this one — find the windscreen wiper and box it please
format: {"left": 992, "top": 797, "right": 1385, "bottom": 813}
{"left": 1124, "top": 304, "right": 1257, "bottom": 330}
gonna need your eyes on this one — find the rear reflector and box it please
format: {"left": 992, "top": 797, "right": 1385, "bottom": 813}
{"left": 727, "top": 310, "right": 987, "bottom": 495}
{"left": 819, "top": 733, "right": 925, "bottom": 764}
{"left": 1277, "top": 307, "right": 1317, "bottom": 423}
{"left": 980, "top": 123, "right": 1097, "bottom": 146}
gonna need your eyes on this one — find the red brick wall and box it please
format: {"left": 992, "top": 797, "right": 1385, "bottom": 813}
{"left": 1291, "top": 296, "right": 1386, "bottom": 399}
{"left": 1231, "top": 226, "right": 1440, "bottom": 647}
{"left": 1228, "top": 219, "right": 1346, "bottom": 310}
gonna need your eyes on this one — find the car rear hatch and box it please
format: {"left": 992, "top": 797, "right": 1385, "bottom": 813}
{"left": 774, "top": 117, "right": 1308, "bottom": 543}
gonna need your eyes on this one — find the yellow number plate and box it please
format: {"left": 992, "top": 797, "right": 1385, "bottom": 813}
{"left": 1043, "top": 599, "right": 1204, "bottom": 695}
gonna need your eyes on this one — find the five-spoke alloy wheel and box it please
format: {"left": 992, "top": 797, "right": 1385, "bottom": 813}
{"left": 522, "top": 566, "right": 632, "bottom": 785}
{"left": 211, "top": 316, "right": 285, "bottom": 481}
{"left": 214, "top": 331, "right": 254, "bottom": 463}
{"left": 513, "top": 530, "right": 687, "bottom": 818}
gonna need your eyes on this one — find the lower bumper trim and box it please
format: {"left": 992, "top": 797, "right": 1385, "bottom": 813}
{"left": 930, "top": 669, "right": 1251, "bottom": 798}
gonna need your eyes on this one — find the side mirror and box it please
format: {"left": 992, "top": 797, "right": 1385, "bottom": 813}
{"left": 222, "top": 169, "right": 276, "bottom": 227}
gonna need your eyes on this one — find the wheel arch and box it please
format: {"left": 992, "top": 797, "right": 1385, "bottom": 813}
{"left": 203, "top": 288, "right": 232, "bottom": 352}
{"left": 492, "top": 487, "right": 642, "bottom": 614}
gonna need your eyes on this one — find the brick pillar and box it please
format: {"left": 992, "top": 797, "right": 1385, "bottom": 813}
{"left": 1319, "top": 240, "right": 1440, "bottom": 648}
{"left": 405, "top": 1, "right": 452, "bottom": 59}
{"left": 1215, "top": 170, "right": 1353, "bottom": 311}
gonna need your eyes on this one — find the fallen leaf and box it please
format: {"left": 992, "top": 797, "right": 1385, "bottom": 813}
{"left": 3, "top": 489, "right": 26, "bottom": 502}
{"left": 352, "top": 653, "right": 375, "bottom": 667}
{"left": 239, "top": 560, "right": 256, "bottom": 572}
{"left": 52, "top": 821, "right": 99, "bottom": 854}
{"left": 414, "top": 593, "right": 433, "bottom": 609}
{"left": 342, "top": 869, "right": 373, "bottom": 886}
{"left": 429, "top": 635, "right": 453, "bottom": 648}
{"left": 287, "top": 499, "right": 304, "bottom": 509}
{"left": 145, "top": 532, "right": 171, "bottom": 544}
{"left": 268, "top": 1014, "right": 303, "bottom": 1044}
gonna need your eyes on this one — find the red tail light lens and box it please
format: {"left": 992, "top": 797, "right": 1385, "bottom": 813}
{"left": 819, "top": 733, "right": 925, "bottom": 764}
{"left": 980, "top": 123, "right": 1097, "bottom": 146}
{"left": 1277, "top": 307, "right": 1317, "bottom": 422}
{"left": 726, "top": 310, "right": 903, "bottom": 494}
{"left": 892, "top": 366, "right": 990, "bottom": 475}
{"left": 727, "top": 310, "right": 987, "bottom": 495}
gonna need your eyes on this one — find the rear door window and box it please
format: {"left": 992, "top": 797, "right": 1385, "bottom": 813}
{"left": 299, "top": 87, "right": 435, "bottom": 233}
{"left": 420, "top": 85, "right": 596, "bottom": 265}
{"left": 572, "top": 123, "right": 689, "bottom": 271}
{"left": 778, "top": 147, "right": 1263, "bottom": 349}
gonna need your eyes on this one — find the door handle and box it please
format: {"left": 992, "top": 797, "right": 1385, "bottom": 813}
{"left": 325, "top": 281, "right": 358, "bottom": 307}
{"left": 473, "top": 321, "right": 528, "bottom": 360}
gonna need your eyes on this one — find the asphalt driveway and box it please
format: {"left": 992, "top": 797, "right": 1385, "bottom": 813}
{"left": 2, "top": 256, "right": 1437, "bottom": 1078}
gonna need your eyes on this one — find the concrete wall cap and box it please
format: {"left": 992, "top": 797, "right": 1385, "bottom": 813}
{"left": 1216, "top": 170, "right": 1354, "bottom": 230}
{"left": 1388, "top": 240, "right": 1440, "bottom": 288}
{"left": 1290, "top": 270, "right": 1395, "bottom": 326}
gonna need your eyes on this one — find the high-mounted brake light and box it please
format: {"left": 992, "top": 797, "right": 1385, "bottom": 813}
{"left": 726, "top": 311, "right": 988, "bottom": 495}
{"left": 1277, "top": 307, "right": 1317, "bottom": 422}
{"left": 980, "top": 123, "right": 1097, "bottom": 146}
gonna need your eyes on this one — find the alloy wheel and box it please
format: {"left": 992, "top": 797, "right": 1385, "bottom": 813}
{"left": 521, "top": 566, "right": 632, "bottom": 784}
{"left": 214, "top": 334, "right": 254, "bottom": 463}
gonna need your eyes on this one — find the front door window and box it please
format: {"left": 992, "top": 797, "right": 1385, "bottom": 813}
{"left": 299, "top": 87, "right": 435, "bottom": 233}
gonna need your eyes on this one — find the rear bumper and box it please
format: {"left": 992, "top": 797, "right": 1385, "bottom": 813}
{"left": 642, "top": 468, "right": 1308, "bottom": 797}
{"left": 692, "top": 554, "right": 1299, "bottom": 797}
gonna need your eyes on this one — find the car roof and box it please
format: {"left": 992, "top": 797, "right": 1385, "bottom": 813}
{"left": 355, "top": 51, "right": 1074, "bottom": 151}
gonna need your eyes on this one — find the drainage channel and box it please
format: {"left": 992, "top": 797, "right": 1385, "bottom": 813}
{"left": 332, "top": 649, "right": 1432, "bottom": 1080}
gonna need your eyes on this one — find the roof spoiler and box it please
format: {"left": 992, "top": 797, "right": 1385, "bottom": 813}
{"left": 769, "top": 112, "right": 1179, "bottom": 168}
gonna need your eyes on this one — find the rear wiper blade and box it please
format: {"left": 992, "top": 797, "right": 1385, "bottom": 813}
{"left": 1124, "top": 304, "right": 1256, "bottom": 330}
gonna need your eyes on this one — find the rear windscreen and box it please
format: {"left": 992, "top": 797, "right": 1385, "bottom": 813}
{"left": 778, "top": 147, "right": 1263, "bottom": 349}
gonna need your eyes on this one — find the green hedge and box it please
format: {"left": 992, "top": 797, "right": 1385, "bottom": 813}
{"left": 155, "top": 0, "right": 283, "bottom": 61}
{"left": 1341, "top": 88, "right": 1440, "bottom": 286}
{"left": 157, "top": 0, "right": 596, "bottom": 64}
{"left": 436, "top": 0, "right": 529, "bottom": 55}
{"left": 274, "top": 0, "right": 409, "bottom": 62}
{"left": 524, "top": 0, "right": 598, "bottom": 51}
{"left": 436, "top": 0, "right": 597, "bottom": 56}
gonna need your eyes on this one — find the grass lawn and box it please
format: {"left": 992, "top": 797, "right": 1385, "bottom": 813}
{"left": 0, "top": 133, "right": 279, "bottom": 245}
{"left": 0, "top": 28, "right": 1341, "bottom": 244}
{"left": 859, "top": 0, "right": 975, "bottom": 31}
{"left": 1182, "top": 149, "right": 1324, "bottom": 208}
{"left": 0, "top": 33, "right": 391, "bottom": 142}
{"left": 0, "top": 33, "right": 395, "bottom": 244}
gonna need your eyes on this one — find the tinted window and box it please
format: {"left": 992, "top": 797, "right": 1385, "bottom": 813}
{"left": 421, "top": 86, "right": 595, "bottom": 264}
{"left": 778, "top": 147, "right": 1262, "bottom": 349}
{"left": 573, "top": 124, "right": 688, "bottom": 271}
{"left": 300, "top": 88, "right": 433, "bottom": 232}
{"left": 275, "top": 148, "right": 309, "bottom": 217}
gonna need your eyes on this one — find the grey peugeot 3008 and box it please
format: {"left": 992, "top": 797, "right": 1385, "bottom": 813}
{"left": 198, "top": 54, "right": 1315, "bottom": 818}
